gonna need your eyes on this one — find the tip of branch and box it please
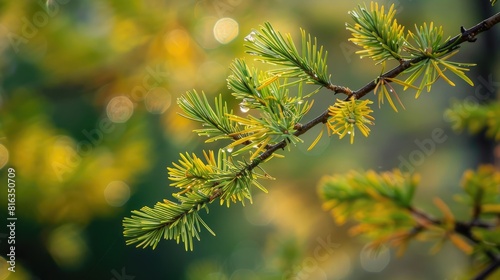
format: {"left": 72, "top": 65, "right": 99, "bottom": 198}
{"left": 460, "top": 26, "right": 478, "bottom": 42}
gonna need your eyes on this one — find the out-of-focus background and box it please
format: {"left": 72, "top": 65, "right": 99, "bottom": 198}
{"left": 0, "top": 0, "right": 498, "bottom": 279}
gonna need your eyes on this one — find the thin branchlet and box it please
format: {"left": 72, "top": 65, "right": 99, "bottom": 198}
{"left": 348, "top": 12, "right": 500, "bottom": 101}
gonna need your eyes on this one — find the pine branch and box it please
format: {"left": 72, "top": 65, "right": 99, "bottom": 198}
{"left": 409, "top": 206, "right": 500, "bottom": 279}
{"left": 350, "top": 12, "right": 500, "bottom": 100}
{"left": 123, "top": 191, "right": 214, "bottom": 251}
{"left": 406, "top": 164, "right": 500, "bottom": 277}
{"left": 319, "top": 168, "right": 499, "bottom": 275}
{"left": 224, "top": 58, "right": 318, "bottom": 157}
{"left": 239, "top": 12, "right": 500, "bottom": 167}
{"left": 124, "top": 5, "right": 500, "bottom": 252}
{"left": 245, "top": 22, "right": 352, "bottom": 95}
{"left": 123, "top": 150, "right": 272, "bottom": 250}
{"left": 347, "top": 3, "right": 405, "bottom": 63}
{"left": 227, "top": 10, "right": 499, "bottom": 157}
{"left": 177, "top": 90, "right": 243, "bottom": 143}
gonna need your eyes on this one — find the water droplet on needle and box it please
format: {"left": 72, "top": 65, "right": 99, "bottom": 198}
{"left": 239, "top": 103, "right": 250, "bottom": 113}
{"left": 239, "top": 98, "right": 251, "bottom": 113}
{"left": 244, "top": 31, "right": 256, "bottom": 42}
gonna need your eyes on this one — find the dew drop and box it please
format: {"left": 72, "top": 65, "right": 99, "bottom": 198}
{"left": 347, "top": 131, "right": 352, "bottom": 134}
{"left": 226, "top": 147, "right": 234, "bottom": 153}
{"left": 297, "top": 100, "right": 304, "bottom": 105}
{"left": 239, "top": 103, "right": 250, "bottom": 113}
{"left": 239, "top": 98, "right": 251, "bottom": 113}
{"left": 244, "top": 31, "right": 256, "bottom": 42}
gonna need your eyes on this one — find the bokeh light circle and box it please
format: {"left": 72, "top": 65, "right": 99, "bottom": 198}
{"left": 104, "top": 180, "right": 131, "bottom": 207}
{"left": 213, "top": 18, "right": 239, "bottom": 44}
{"left": 144, "top": 87, "right": 172, "bottom": 114}
{"left": 106, "top": 96, "right": 134, "bottom": 123}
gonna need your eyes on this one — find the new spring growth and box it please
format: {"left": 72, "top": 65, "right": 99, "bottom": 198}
{"left": 327, "top": 99, "right": 375, "bottom": 144}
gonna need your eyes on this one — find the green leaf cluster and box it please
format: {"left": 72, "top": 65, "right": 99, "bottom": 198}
{"left": 319, "top": 169, "right": 417, "bottom": 223}
{"left": 226, "top": 59, "right": 314, "bottom": 157}
{"left": 177, "top": 91, "right": 241, "bottom": 142}
{"left": 347, "top": 2, "right": 405, "bottom": 63}
{"left": 404, "top": 25, "right": 474, "bottom": 98}
{"left": 123, "top": 150, "right": 270, "bottom": 250}
{"left": 319, "top": 166, "right": 500, "bottom": 259}
{"left": 245, "top": 22, "right": 331, "bottom": 88}
{"left": 456, "top": 165, "right": 500, "bottom": 215}
{"left": 348, "top": 2, "right": 476, "bottom": 109}
{"left": 168, "top": 150, "right": 268, "bottom": 206}
{"left": 123, "top": 193, "right": 212, "bottom": 250}
{"left": 456, "top": 165, "right": 500, "bottom": 259}
{"left": 318, "top": 170, "right": 419, "bottom": 253}
{"left": 327, "top": 99, "right": 375, "bottom": 144}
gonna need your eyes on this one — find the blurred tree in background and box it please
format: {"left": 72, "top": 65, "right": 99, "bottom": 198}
{"left": 0, "top": 1, "right": 499, "bottom": 280}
